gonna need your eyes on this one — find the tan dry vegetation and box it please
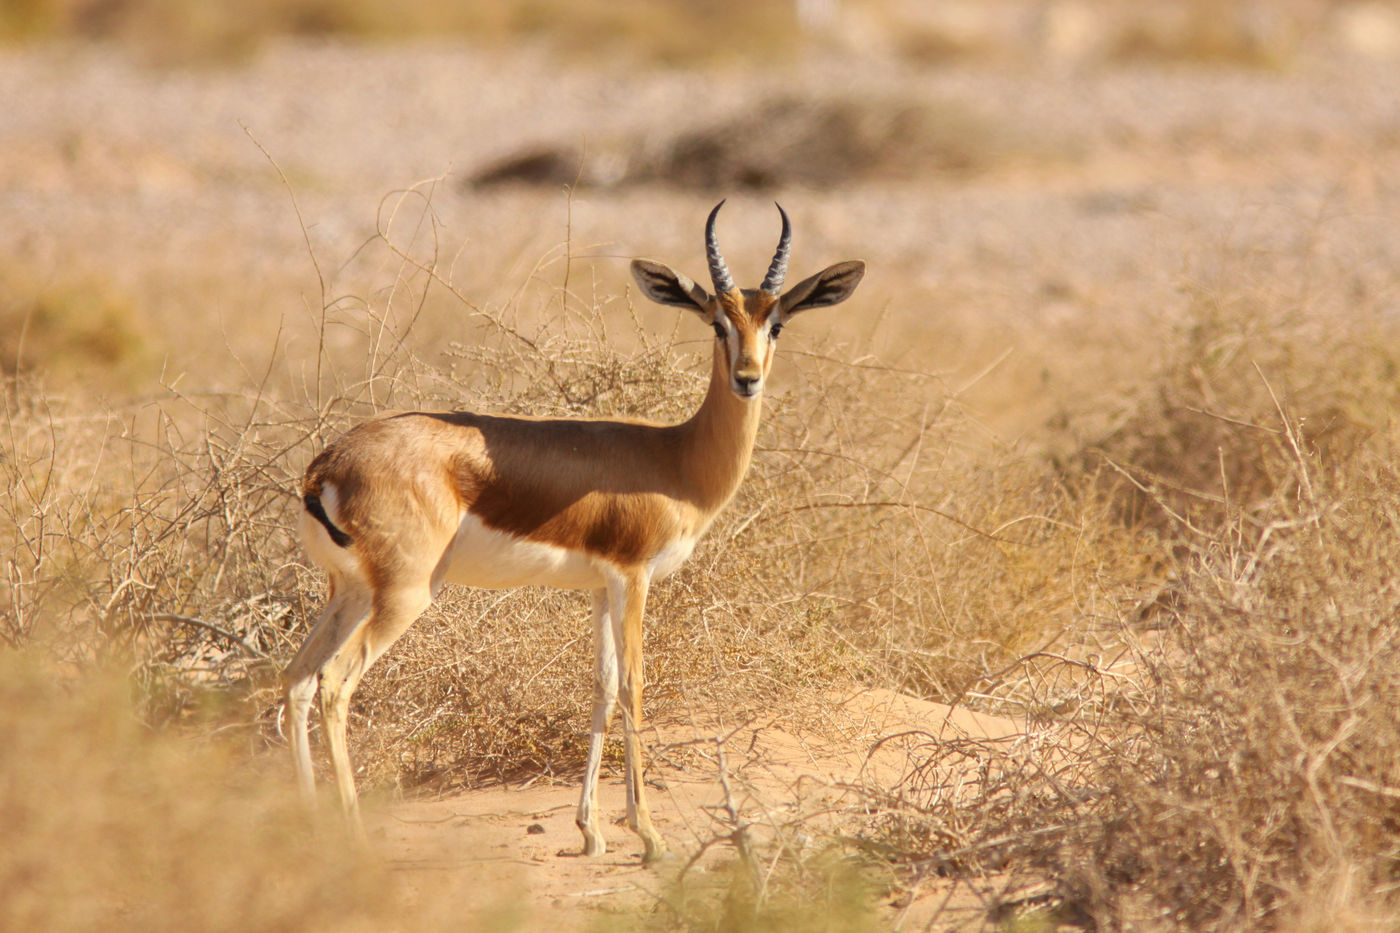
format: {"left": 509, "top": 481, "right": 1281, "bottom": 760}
{"left": 5, "top": 0, "right": 1389, "bottom": 69}
{"left": 0, "top": 651, "right": 480, "bottom": 932}
{"left": 851, "top": 262, "right": 1400, "bottom": 928}
{"left": 0, "top": 0, "right": 803, "bottom": 64}
{"left": 6, "top": 15, "right": 1400, "bottom": 931}
{"left": 0, "top": 260, "right": 154, "bottom": 391}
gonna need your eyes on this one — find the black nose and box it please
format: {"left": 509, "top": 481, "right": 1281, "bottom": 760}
{"left": 735, "top": 376, "right": 759, "bottom": 395}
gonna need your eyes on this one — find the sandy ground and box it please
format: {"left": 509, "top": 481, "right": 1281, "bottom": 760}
{"left": 369, "top": 687, "right": 1023, "bottom": 930}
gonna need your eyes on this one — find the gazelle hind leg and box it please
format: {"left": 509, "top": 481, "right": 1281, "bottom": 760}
{"left": 578, "top": 589, "right": 619, "bottom": 856}
{"left": 284, "top": 578, "right": 372, "bottom": 806}
{"left": 317, "top": 583, "right": 434, "bottom": 837}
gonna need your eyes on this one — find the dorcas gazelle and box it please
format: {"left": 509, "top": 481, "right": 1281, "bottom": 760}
{"left": 284, "top": 201, "right": 865, "bottom": 862}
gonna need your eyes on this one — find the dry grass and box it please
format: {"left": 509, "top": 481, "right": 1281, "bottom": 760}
{"left": 1057, "top": 447, "right": 1400, "bottom": 930}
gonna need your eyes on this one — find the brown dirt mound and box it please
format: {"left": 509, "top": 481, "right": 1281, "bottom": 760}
{"left": 468, "top": 93, "right": 1048, "bottom": 191}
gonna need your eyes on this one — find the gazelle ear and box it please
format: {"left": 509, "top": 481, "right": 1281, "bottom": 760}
{"left": 631, "top": 259, "right": 712, "bottom": 316}
{"left": 778, "top": 260, "right": 866, "bottom": 318}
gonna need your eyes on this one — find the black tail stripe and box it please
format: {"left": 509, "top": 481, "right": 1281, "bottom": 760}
{"left": 304, "top": 493, "right": 353, "bottom": 548}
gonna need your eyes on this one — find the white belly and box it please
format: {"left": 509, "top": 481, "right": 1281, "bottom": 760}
{"left": 649, "top": 536, "right": 697, "bottom": 581}
{"left": 436, "top": 512, "right": 606, "bottom": 591}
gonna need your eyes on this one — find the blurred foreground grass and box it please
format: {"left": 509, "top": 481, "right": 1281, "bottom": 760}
{"left": 0, "top": 651, "right": 456, "bottom": 932}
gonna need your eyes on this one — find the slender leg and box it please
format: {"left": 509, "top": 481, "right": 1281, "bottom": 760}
{"left": 318, "top": 635, "right": 370, "bottom": 836}
{"left": 577, "top": 589, "right": 619, "bottom": 855}
{"left": 283, "top": 577, "right": 372, "bottom": 806}
{"left": 607, "top": 568, "right": 665, "bottom": 863}
{"left": 317, "top": 583, "right": 433, "bottom": 838}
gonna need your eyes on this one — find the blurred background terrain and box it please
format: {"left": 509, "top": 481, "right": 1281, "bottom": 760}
{"left": 4, "top": 1, "right": 1400, "bottom": 930}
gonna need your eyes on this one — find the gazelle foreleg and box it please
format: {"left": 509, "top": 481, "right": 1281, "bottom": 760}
{"left": 577, "top": 589, "right": 619, "bottom": 855}
{"left": 607, "top": 567, "right": 665, "bottom": 863}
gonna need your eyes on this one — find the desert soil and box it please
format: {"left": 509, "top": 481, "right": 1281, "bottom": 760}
{"left": 372, "top": 688, "right": 1022, "bottom": 930}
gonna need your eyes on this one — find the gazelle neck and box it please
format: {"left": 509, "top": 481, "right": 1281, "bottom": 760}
{"left": 678, "top": 346, "right": 764, "bottom": 512}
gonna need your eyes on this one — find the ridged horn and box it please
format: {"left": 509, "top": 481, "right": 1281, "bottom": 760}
{"left": 706, "top": 200, "right": 737, "bottom": 296}
{"left": 760, "top": 202, "right": 792, "bottom": 295}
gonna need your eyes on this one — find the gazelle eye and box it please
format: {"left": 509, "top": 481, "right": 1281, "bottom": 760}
{"left": 712, "top": 321, "right": 726, "bottom": 339}
{"left": 770, "top": 322, "right": 783, "bottom": 340}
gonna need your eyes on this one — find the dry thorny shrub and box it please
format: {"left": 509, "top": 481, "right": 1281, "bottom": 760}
{"left": 1057, "top": 444, "right": 1400, "bottom": 931}
{"left": 856, "top": 259, "right": 1400, "bottom": 929}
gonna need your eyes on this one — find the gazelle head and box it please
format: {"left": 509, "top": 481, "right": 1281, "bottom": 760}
{"left": 632, "top": 201, "right": 866, "bottom": 401}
